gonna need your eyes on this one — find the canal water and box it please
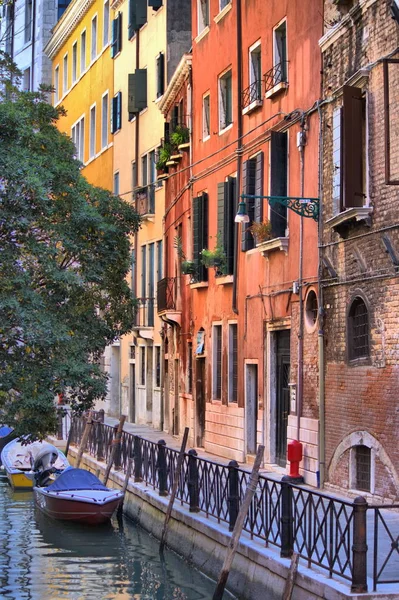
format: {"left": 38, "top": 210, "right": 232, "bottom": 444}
{"left": 0, "top": 473, "right": 229, "bottom": 600}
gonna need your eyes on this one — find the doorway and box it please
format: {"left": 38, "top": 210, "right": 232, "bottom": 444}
{"left": 129, "top": 363, "right": 136, "bottom": 423}
{"left": 246, "top": 363, "right": 258, "bottom": 456}
{"left": 146, "top": 346, "right": 153, "bottom": 424}
{"left": 196, "top": 358, "right": 206, "bottom": 447}
{"left": 275, "top": 330, "right": 290, "bottom": 467}
{"left": 173, "top": 359, "right": 179, "bottom": 435}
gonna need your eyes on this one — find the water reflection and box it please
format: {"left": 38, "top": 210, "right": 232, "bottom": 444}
{"left": 0, "top": 474, "right": 227, "bottom": 600}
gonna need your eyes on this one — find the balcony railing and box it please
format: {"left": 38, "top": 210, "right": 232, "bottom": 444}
{"left": 134, "top": 297, "right": 155, "bottom": 328}
{"left": 157, "top": 277, "right": 176, "bottom": 313}
{"left": 241, "top": 80, "right": 262, "bottom": 109}
{"left": 264, "top": 61, "right": 288, "bottom": 94}
{"left": 135, "top": 184, "right": 155, "bottom": 216}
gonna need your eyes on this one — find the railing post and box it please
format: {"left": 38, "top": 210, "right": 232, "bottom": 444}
{"left": 281, "top": 475, "right": 294, "bottom": 558}
{"left": 98, "top": 409, "right": 105, "bottom": 423}
{"left": 157, "top": 439, "right": 168, "bottom": 496}
{"left": 57, "top": 410, "right": 63, "bottom": 440}
{"left": 133, "top": 436, "right": 142, "bottom": 482}
{"left": 351, "top": 496, "right": 368, "bottom": 593}
{"left": 188, "top": 449, "right": 200, "bottom": 513}
{"left": 113, "top": 425, "right": 122, "bottom": 470}
{"left": 228, "top": 460, "right": 239, "bottom": 532}
{"left": 96, "top": 420, "right": 104, "bottom": 461}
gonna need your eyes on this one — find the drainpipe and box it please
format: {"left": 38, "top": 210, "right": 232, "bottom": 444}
{"left": 317, "top": 99, "right": 325, "bottom": 488}
{"left": 30, "top": 0, "right": 36, "bottom": 90}
{"left": 296, "top": 115, "right": 306, "bottom": 440}
{"left": 232, "top": 0, "right": 243, "bottom": 314}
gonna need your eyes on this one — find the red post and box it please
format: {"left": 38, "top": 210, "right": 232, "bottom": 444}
{"left": 286, "top": 440, "right": 304, "bottom": 484}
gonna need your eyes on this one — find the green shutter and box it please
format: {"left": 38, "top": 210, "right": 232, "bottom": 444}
{"left": 136, "top": 0, "right": 147, "bottom": 26}
{"left": 193, "top": 193, "right": 208, "bottom": 282}
{"left": 127, "top": 69, "right": 147, "bottom": 113}
{"left": 116, "top": 91, "right": 122, "bottom": 130}
{"left": 117, "top": 13, "right": 122, "bottom": 53}
{"left": 128, "top": 73, "right": 136, "bottom": 113}
{"left": 254, "top": 152, "right": 264, "bottom": 223}
{"left": 156, "top": 53, "right": 165, "bottom": 98}
{"left": 270, "top": 131, "right": 287, "bottom": 238}
{"left": 241, "top": 159, "right": 256, "bottom": 251}
{"left": 111, "top": 95, "right": 117, "bottom": 133}
{"left": 111, "top": 18, "right": 117, "bottom": 57}
{"left": 225, "top": 177, "right": 236, "bottom": 275}
{"left": 217, "top": 182, "right": 225, "bottom": 243}
{"left": 148, "top": 0, "right": 162, "bottom": 9}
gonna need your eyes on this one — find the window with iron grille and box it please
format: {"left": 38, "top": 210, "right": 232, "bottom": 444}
{"left": 348, "top": 297, "right": 369, "bottom": 360}
{"left": 212, "top": 325, "right": 222, "bottom": 400}
{"left": 140, "top": 346, "right": 146, "bottom": 385}
{"left": 228, "top": 324, "right": 237, "bottom": 402}
{"left": 355, "top": 445, "right": 371, "bottom": 492}
{"left": 273, "top": 20, "right": 287, "bottom": 83}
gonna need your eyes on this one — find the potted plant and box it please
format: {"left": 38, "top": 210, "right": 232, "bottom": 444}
{"left": 249, "top": 220, "right": 273, "bottom": 245}
{"left": 156, "top": 143, "right": 172, "bottom": 174}
{"left": 170, "top": 124, "right": 190, "bottom": 149}
{"left": 200, "top": 234, "right": 228, "bottom": 275}
{"left": 181, "top": 260, "right": 198, "bottom": 276}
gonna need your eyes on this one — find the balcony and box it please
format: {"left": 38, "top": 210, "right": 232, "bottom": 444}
{"left": 135, "top": 184, "right": 155, "bottom": 219}
{"left": 264, "top": 62, "right": 288, "bottom": 99}
{"left": 133, "top": 297, "right": 155, "bottom": 339}
{"left": 242, "top": 80, "right": 263, "bottom": 114}
{"left": 157, "top": 277, "right": 181, "bottom": 327}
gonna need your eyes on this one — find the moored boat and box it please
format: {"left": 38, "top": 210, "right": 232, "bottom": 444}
{"left": 33, "top": 468, "right": 124, "bottom": 525}
{"left": 1, "top": 438, "right": 69, "bottom": 489}
{"left": 0, "top": 426, "right": 16, "bottom": 463}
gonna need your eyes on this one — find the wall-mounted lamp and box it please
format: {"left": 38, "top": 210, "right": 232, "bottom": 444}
{"left": 235, "top": 200, "right": 250, "bottom": 223}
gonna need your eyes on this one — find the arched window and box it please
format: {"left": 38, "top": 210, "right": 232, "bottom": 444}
{"left": 348, "top": 296, "right": 369, "bottom": 360}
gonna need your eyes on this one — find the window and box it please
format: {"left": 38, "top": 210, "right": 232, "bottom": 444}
{"left": 155, "top": 346, "right": 161, "bottom": 387}
{"left": 72, "top": 42, "right": 77, "bottom": 84}
{"left": 111, "top": 12, "right": 122, "bottom": 57}
{"left": 128, "top": 0, "right": 147, "bottom": 39}
{"left": 156, "top": 240, "right": 162, "bottom": 280}
{"left": 250, "top": 43, "right": 261, "bottom": 101}
{"left": 54, "top": 66, "right": 59, "bottom": 102}
{"left": 220, "top": 0, "right": 229, "bottom": 9}
{"left": 228, "top": 324, "right": 237, "bottom": 402}
{"left": 141, "top": 245, "right": 147, "bottom": 297}
{"left": 101, "top": 92, "right": 108, "bottom": 148}
{"left": 63, "top": 53, "right": 68, "bottom": 94}
{"left": 91, "top": 15, "right": 97, "bottom": 61}
{"left": 24, "top": 0, "right": 32, "bottom": 43}
{"left": 203, "top": 93, "right": 210, "bottom": 139}
{"left": 273, "top": 20, "right": 287, "bottom": 83}
{"left": 89, "top": 104, "right": 96, "bottom": 159}
{"left": 348, "top": 297, "right": 369, "bottom": 361}
{"left": 355, "top": 445, "right": 371, "bottom": 492}
{"left": 193, "top": 193, "right": 208, "bottom": 282}
{"left": 113, "top": 171, "right": 119, "bottom": 195}
{"left": 142, "top": 153, "right": 148, "bottom": 187}
{"left": 71, "top": 116, "right": 85, "bottom": 162}
{"left": 132, "top": 161, "right": 137, "bottom": 199}
{"left": 242, "top": 152, "right": 264, "bottom": 251}
{"left": 140, "top": 346, "right": 146, "bottom": 385}
{"left": 111, "top": 91, "right": 122, "bottom": 133}
{"left": 128, "top": 69, "right": 147, "bottom": 113}
{"left": 270, "top": 131, "right": 288, "bottom": 238}
{"left": 305, "top": 290, "right": 318, "bottom": 329}
{"left": 212, "top": 324, "right": 222, "bottom": 400}
{"left": 156, "top": 53, "right": 165, "bottom": 98}
{"left": 198, "top": 0, "right": 209, "bottom": 34}
{"left": 58, "top": 0, "right": 71, "bottom": 19}
{"left": 219, "top": 69, "right": 232, "bottom": 131}
{"left": 22, "top": 68, "right": 30, "bottom": 91}
{"left": 80, "top": 30, "right": 86, "bottom": 73}
{"left": 218, "top": 176, "right": 236, "bottom": 274}
{"left": 103, "top": 0, "right": 109, "bottom": 47}
{"left": 187, "top": 342, "right": 193, "bottom": 394}
{"left": 332, "top": 86, "right": 366, "bottom": 215}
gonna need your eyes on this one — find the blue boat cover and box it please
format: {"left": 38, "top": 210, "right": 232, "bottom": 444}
{"left": 0, "top": 426, "right": 13, "bottom": 438}
{"left": 46, "top": 468, "right": 110, "bottom": 492}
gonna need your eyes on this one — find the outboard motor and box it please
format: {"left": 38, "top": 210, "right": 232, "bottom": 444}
{"left": 32, "top": 444, "right": 59, "bottom": 487}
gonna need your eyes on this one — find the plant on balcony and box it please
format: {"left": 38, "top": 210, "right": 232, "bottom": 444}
{"left": 200, "top": 234, "right": 228, "bottom": 274}
{"left": 170, "top": 124, "right": 190, "bottom": 149}
{"left": 156, "top": 143, "right": 172, "bottom": 172}
{"left": 181, "top": 260, "right": 198, "bottom": 276}
{"left": 249, "top": 220, "right": 273, "bottom": 245}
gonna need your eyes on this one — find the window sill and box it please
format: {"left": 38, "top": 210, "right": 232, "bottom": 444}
{"left": 242, "top": 98, "right": 263, "bottom": 115}
{"left": 265, "top": 81, "right": 288, "bottom": 100}
{"left": 327, "top": 206, "right": 373, "bottom": 233}
{"left": 195, "top": 26, "right": 210, "bottom": 44}
{"left": 214, "top": 2, "right": 232, "bottom": 23}
{"left": 215, "top": 274, "right": 233, "bottom": 285}
{"left": 255, "top": 237, "right": 289, "bottom": 256}
{"left": 348, "top": 357, "right": 372, "bottom": 367}
{"left": 202, "top": 135, "right": 210, "bottom": 142}
{"left": 218, "top": 123, "right": 233, "bottom": 136}
{"left": 190, "top": 281, "right": 209, "bottom": 290}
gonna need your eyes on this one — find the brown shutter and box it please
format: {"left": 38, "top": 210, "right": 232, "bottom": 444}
{"left": 343, "top": 85, "right": 364, "bottom": 208}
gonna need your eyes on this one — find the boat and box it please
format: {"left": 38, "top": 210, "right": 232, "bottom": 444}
{"left": 33, "top": 467, "right": 124, "bottom": 525}
{"left": 0, "top": 438, "right": 70, "bottom": 489}
{"left": 0, "top": 426, "right": 16, "bottom": 462}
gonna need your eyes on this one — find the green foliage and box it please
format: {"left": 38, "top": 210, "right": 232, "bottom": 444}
{"left": 170, "top": 125, "right": 190, "bottom": 148}
{"left": 0, "top": 55, "right": 141, "bottom": 440}
{"left": 200, "top": 234, "right": 227, "bottom": 275}
{"left": 249, "top": 220, "right": 273, "bottom": 244}
{"left": 156, "top": 143, "right": 172, "bottom": 171}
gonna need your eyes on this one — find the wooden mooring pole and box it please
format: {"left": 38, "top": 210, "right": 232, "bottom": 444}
{"left": 103, "top": 415, "right": 126, "bottom": 485}
{"left": 282, "top": 552, "right": 299, "bottom": 600}
{"left": 117, "top": 456, "right": 133, "bottom": 519}
{"left": 212, "top": 445, "right": 265, "bottom": 600}
{"left": 159, "top": 427, "right": 189, "bottom": 553}
{"left": 75, "top": 411, "right": 94, "bottom": 468}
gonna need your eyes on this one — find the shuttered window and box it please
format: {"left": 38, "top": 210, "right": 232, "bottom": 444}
{"left": 156, "top": 53, "right": 165, "bottom": 98}
{"left": 149, "top": 0, "right": 162, "bottom": 9}
{"left": 270, "top": 131, "right": 287, "bottom": 238}
{"left": 193, "top": 193, "right": 208, "bottom": 282}
{"left": 128, "top": 69, "right": 147, "bottom": 114}
{"left": 111, "top": 92, "right": 122, "bottom": 133}
{"left": 212, "top": 325, "right": 222, "bottom": 400}
{"left": 217, "top": 177, "right": 236, "bottom": 275}
{"left": 342, "top": 85, "right": 365, "bottom": 209}
{"left": 128, "top": 0, "right": 147, "bottom": 39}
{"left": 111, "top": 13, "right": 122, "bottom": 57}
{"left": 228, "top": 323, "right": 238, "bottom": 403}
{"left": 242, "top": 152, "right": 263, "bottom": 251}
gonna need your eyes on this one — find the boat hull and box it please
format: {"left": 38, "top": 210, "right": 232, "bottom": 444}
{"left": 7, "top": 472, "right": 34, "bottom": 489}
{"left": 33, "top": 488, "right": 124, "bottom": 525}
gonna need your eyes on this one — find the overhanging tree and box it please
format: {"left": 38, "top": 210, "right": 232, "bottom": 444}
{"left": 0, "top": 59, "right": 141, "bottom": 439}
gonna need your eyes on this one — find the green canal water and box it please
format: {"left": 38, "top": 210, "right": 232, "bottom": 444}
{"left": 0, "top": 474, "right": 228, "bottom": 600}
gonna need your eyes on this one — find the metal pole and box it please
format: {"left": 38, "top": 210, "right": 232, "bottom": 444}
{"left": 351, "top": 496, "right": 368, "bottom": 593}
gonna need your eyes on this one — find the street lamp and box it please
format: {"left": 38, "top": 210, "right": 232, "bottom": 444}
{"left": 235, "top": 200, "right": 250, "bottom": 223}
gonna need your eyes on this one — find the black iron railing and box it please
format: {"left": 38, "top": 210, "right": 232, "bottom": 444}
{"left": 134, "top": 297, "right": 155, "bottom": 328}
{"left": 264, "top": 61, "right": 288, "bottom": 94}
{"left": 64, "top": 414, "right": 399, "bottom": 593}
{"left": 157, "top": 277, "right": 177, "bottom": 313}
{"left": 241, "top": 80, "right": 262, "bottom": 109}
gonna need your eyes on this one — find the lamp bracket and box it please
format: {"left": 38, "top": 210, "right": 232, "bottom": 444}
{"left": 241, "top": 194, "right": 320, "bottom": 221}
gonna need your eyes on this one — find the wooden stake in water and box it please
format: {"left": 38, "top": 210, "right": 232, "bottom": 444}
{"left": 117, "top": 456, "right": 133, "bottom": 519}
{"left": 282, "top": 552, "right": 299, "bottom": 600}
{"left": 159, "top": 427, "right": 189, "bottom": 552}
{"left": 75, "top": 411, "right": 94, "bottom": 468}
{"left": 103, "top": 415, "right": 126, "bottom": 485}
{"left": 213, "top": 445, "right": 265, "bottom": 600}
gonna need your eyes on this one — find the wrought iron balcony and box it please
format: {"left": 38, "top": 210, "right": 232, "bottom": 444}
{"left": 133, "top": 297, "right": 155, "bottom": 329}
{"left": 135, "top": 184, "right": 155, "bottom": 216}
{"left": 241, "top": 80, "right": 262, "bottom": 110}
{"left": 157, "top": 277, "right": 181, "bottom": 327}
{"left": 264, "top": 61, "right": 288, "bottom": 95}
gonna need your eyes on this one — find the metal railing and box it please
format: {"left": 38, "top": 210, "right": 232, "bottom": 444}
{"left": 157, "top": 277, "right": 177, "bottom": 313}
{"left": 133, "top": 297, "right": 155, "bottom": 328}
{"left": 241, "top": 80, "right": 262, "bottom": 109}
{"left": 264, "top": 61, "right": 288, "bottom": 94}
{"left": 65, "top": 414, "right": 399, "bottom": 593}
